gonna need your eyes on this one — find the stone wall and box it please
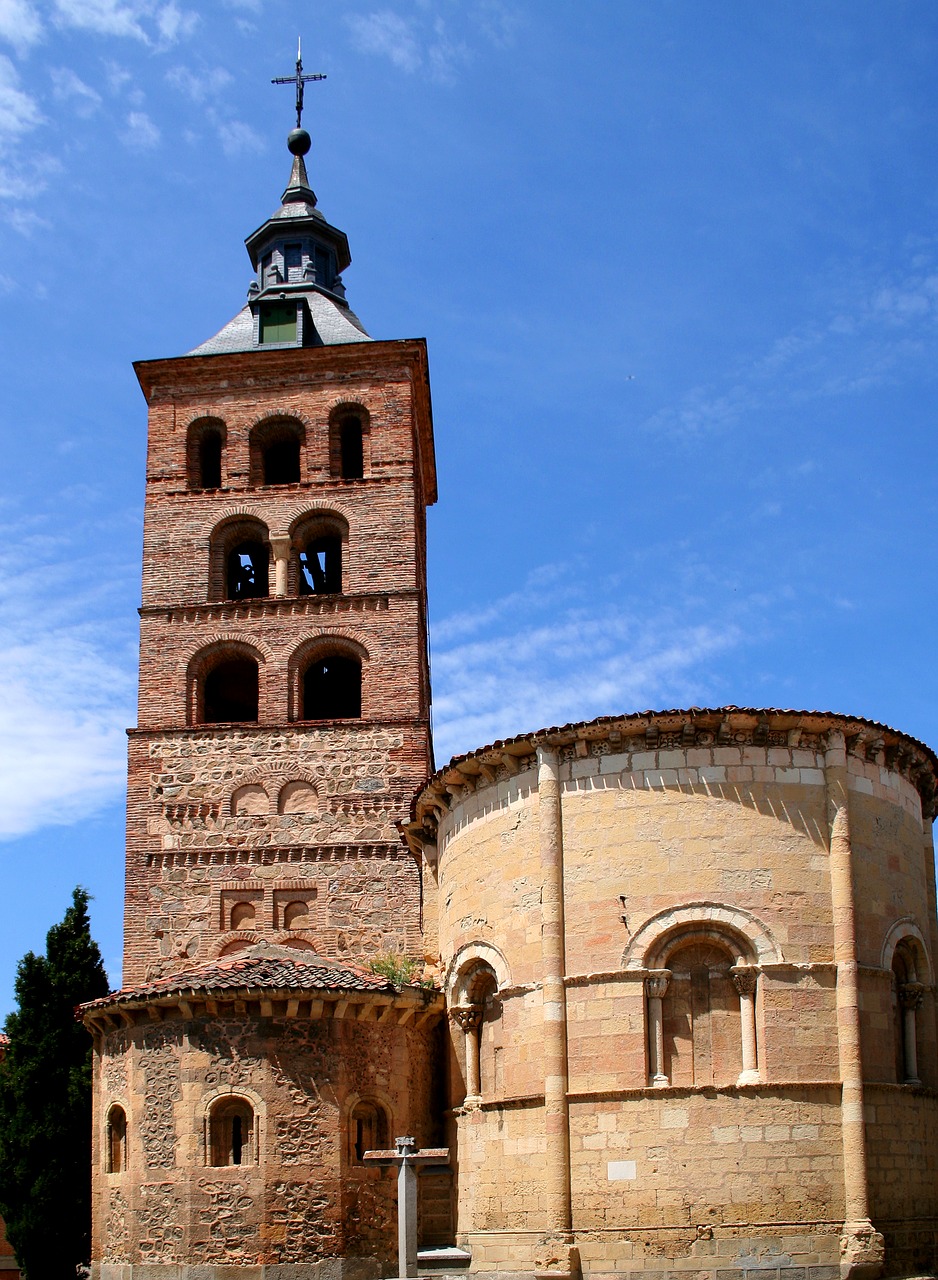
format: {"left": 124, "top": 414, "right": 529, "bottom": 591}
{"left": 91, "top": 1005, "right": 444, "bottom": 1274}
{"left": 124, "top": 724, "right": 427, "bottom": 983}
{"left": 416, "top": 711, "right": 938, "bottom": 1279}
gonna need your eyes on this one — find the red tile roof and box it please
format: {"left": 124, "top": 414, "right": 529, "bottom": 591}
{"left": 81, "top": 947, "right": 411, "bottom": 1013}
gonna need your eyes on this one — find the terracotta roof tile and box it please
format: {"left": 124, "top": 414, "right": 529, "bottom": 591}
{"left": 81, "top": 946, "right": 402, "bottom": 1013}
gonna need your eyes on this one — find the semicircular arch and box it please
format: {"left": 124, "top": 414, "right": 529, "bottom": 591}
{"left": 623, "top": 902, "right": 784, "bottom": 970}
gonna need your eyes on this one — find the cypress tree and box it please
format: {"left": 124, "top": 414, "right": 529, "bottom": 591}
{"left": 0, "top": 887, "right": 110, "bottom": 1278}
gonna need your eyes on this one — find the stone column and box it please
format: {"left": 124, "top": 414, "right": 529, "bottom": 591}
{"left": 536, "top": 744, "right": 574, "bottom": 1267}
{"left": 645, "top": 970, "right": 671, "bottom": 1087}
{"left": 730, "top": 966, "right": 760, "bottom": 1084}
{"left": 825, "top": 730, "right": 884, "bottom": 1280}
{"left": 450, "top": 1007, "right": 482, "bottom": 1102}
{"left": 899, "top": 982, "right": 924, "bottom": 1085}
{"left": 396, "top": 1137, "right": 419, "bottom": 1278}
{"left": 269, "top": 535, "right": 292, "bottom": 597}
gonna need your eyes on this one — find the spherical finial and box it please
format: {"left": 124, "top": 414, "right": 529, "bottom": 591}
{"left": 287, "top": 128, "right": 311, "bottom": 156}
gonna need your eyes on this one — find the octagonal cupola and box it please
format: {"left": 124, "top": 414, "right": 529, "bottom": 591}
{"left": 187, "top": 126, "right": 370, "bottom": 357}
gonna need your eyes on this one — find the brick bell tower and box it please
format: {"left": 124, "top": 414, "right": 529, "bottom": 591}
{"left": 83, "top": 92, "right": 448, "bottom": 1277}
{"left": 125, "top": 120, "right": 436, "bottom": 984}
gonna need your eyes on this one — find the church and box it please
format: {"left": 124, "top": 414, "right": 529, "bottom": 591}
{"left": 80, "top": 87, "right": 938, "bottom": 1280}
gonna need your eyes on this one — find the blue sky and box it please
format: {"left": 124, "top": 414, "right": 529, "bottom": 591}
{"left": 0, "top": 0, "right": 937, "bottom": 1011}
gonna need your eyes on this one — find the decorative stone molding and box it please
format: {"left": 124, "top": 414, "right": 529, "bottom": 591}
{"left": 624, "top": 902, "right": 783, "bottom": 969}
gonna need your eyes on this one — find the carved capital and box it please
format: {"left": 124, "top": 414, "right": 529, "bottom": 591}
{"left": 899, "top": 981, "right": 925, "bottom": 1011}
{"left": 449, "top": 1005, "right": 482, "bottom": 1033}
{"left": 644, "top": 969, "right": 671, "bottom": 1000}
{"left": 269, "top": 535, "right": 292, "bottom": 560}
{"left": 730, "top": 965, "right": 759, "bottom": 997}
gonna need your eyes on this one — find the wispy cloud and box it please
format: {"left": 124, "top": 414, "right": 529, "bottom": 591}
{"left": 122, "top": 107, "right": 159, "bottom": 147}
{"left": 349, "top": 11, "right": 422, "bottom": 74}
{"left": 0, "top": 518, "right": 136, "bottom": 841}
{"left": 167, "top": 62, "right": 231, "bottom": 103}
{"left": 0, "top": 53, "right": 41, "bottom": 139}
{"left": 0, "top": 0, "right": 42, "bottom": 54}
{"left": 348, "top": 2, "right": 515, "bottom": 83}
{"left": 51, "top": 65, "right": 102, "bottom": 115}
{"left": 216, "top": 116, "right": 262, "bottom": 157}
{"left": 431, "top": 563, "right": 744, "bottom": 763}
{"left": 645, "top": 250, "right": 938, "bottom": 440}
{"left": 51, "top": 0, "right": 196, "bottom": 47}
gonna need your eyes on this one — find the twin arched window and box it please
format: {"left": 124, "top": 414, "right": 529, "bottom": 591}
{"left": 187, "top": 642, "right": 363, "bottom": 725}
{"left": 210, "top": 513, "right": 347, "bottom": 603}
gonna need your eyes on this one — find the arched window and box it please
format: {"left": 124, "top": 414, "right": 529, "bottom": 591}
{"left": 329, "top": 406, "right": 370, "bottom": 480}
{"left": 227, "top": 540, "right": 269, "bottom": 600}
{"left": 648, "top": 934, "right": 759, "bottom": 1088}
{"left": 449, "top": 959, "right": 499, "bottom": 1103}
{"left": 349, "top": 1099, "right": 390, "bottom": 1164}
{"left": 106, "top": 1105, "right": 127, "bottom": 1174}
{"left": 208, "top": 517, "right": 270, "bottom": 603}
{"left": 187, "top": 418, "right": 226, "bottom": 490}
{"left": 290, "top": 511, "right": 348, "bottom": 597}
{"left": 249, "top": 418, "right": 305, "bottom": 486}
{"left": 204, "top": 659, "right": 259, "bottom": 723}
{"left": 282, "top": 900, "right": 309, "bottom": 929}
{"left": 299, "top": 535, "right": 342, "bottom": 595}
{"left": 208, "top": 1097, "right": 255, "bottom": 1167}
{"left": 278, "top": 780, "right": 317, "bottom": 814}
{"left": 188, "top": 643, "right": 262, "bottom": 725}
{"left": 302, "top": 654, "right": 361, "bottom": 720}
{"left": 892, "top": 940, "right": 924, "bottom": 1084}
{"left": 340, "top": 418, "right": 364, "bottom": 479}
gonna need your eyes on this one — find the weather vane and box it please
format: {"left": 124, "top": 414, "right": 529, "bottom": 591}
{"left": 272, "top": 37, "right": 326, "bottom": 130}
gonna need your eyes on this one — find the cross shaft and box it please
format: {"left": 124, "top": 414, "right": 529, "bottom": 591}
{"left": 272, "top": 38, "right": 326, "bottom": 129}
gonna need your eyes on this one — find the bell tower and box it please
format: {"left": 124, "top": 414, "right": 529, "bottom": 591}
{"left": 124, "top": 116, "right": 436, "bottom": 985}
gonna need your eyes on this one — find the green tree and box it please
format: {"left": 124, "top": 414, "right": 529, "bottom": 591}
{"left": 0, "top": 887, "right": 110, "bottom": 1278}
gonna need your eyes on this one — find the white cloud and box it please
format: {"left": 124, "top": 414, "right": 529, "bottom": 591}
{"left": 122, "top": 108, "right": 159, "bottom": 147}
{"left": 431, "top": 564, "right": 743, "bottom": 763}
{"left": 53, "top": 0, "right": 146, "bottom": 40}
{"left": 0, "top": 0, "right": 42, "bottom": 53}
{"left": 52, "top": 0, "right": 196, "bottom": 45}
{"left": 0, "top": 522, "right": 135, "bottom": 841}
{"left": 51, "top": 66, "right": 102, "bottom": 115}
{"left": 155, "top": 0, "right": 196, "bottom": 45}
{"left": 644, "top": 251, "right": 938, "bottom": 440}
{"left": 348, "top": 11, "right": 422, "bottom": 73}
{"left": 167, "top": 63, "right": 232, "bottom": 103}
{"left": 216, "top": 116, "right": 263, "bottom": 157}
{"left": 0, "top": 54, "right": 41, "bottom": 140}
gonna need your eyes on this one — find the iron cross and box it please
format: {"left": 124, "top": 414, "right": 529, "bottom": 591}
{"left": 272, "top": 38, "right": 326, "bottom": 129}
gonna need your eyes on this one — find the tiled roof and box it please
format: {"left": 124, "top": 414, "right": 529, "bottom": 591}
{"left": 82, "top": 946, "right": 401, "bottom": 1012}
{"left": 187, "top": 291, "right": 371, "bottom": 356}
{"left": 426, "top": 705, "right": 938, "bottom": 782}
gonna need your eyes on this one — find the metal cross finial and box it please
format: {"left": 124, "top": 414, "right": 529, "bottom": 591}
{"left": 271, "top": 37, "right": 326, "bottom": 129}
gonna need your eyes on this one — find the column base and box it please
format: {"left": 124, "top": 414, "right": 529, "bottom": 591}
{"left": 534, "top": 1237, "right": 579, "bottom": 1280}
{"left": 839, "top": 1219, "right": 885, "bottom": 1280}
{"left": 736, "top": 1069, "right": 760, "bottom": 1085}
{"left": 651, "top": 1074, "right": 670, "bottom": 1088}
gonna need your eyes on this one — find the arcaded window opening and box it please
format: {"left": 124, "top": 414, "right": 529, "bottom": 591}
{"left": 892, "top": 940, "right": 924, "bottom": 1084}
{"left": 290, "top": 512, "right": 349, "bottom": 597}
{"left": 106, "top": 1105, "right": 127, "bottom": 1174}
{"left": 451, "top": 959, "right": 500, "bottom": 1103}
{"left": 187, "top": 418, "right": 226, "bottom": 490}
{"left": 227, "top": 540, "right": 270, "bottom": 600}
{"left": 329, "top": 405, "right": 370, "bottom": 480}
{"left": 648, "top": 931, "right": 759, "bottom": 1089}
{"left": 188, "top": 643, "right": 263, "bottom": 725}
{"left": 349, "top": 1099, "right": 390, "bottom": 1164}
{"left": 300, "top": 536, "right": 341, "bottom": 595}
{"left": 208, "top": 1097, "right": 256, "bottom": 1167}
{"left": 249, "top": 418, "right": 305, "bottom": 486}
{"left": 302, "top": 654, "right": 362, "bottom": 720}
{"left": 208, "top": 517, "right": 270, "bottom": 602}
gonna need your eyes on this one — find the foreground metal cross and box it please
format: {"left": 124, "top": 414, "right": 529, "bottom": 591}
{"left": 364, "top": 1136, "right": 450, "bottom": 1278}
{"left": 271, "top": 37, "right": 326, "bottom": 129}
